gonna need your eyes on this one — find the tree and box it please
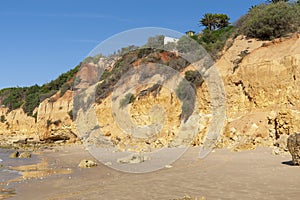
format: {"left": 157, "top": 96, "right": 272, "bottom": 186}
{"left": 199, "top": 13, "right": 230, "bottom": 31}
{"left": 215, "top": 14, "right": 230, "bottom": 29}
{"left": 200, "top": 13, "right": 216, "bottom": 31}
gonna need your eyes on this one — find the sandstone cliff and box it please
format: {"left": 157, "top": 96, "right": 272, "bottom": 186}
{"left": 0, "top": 90, "right": 77, "bottom": 147}
{"left": 216, "top": 34, "right": 300, "bottom": 152}
{"left": 1, "top": 34, "right": 300, "bottom": 154}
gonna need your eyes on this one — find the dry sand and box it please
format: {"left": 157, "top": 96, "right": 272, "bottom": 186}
{"left": 5, "top": 145, "right": 300, "bottom": 200}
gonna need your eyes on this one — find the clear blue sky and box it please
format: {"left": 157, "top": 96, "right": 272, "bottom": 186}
{"left": 0, "top": 0, "right": 264, "bottom": 89}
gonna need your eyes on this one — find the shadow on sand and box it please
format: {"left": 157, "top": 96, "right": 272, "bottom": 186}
{"left": 281, "top": 160, "right": 296, "bottom": 166}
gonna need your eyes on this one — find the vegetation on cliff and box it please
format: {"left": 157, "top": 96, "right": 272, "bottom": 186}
{"left": 0, "top": 65, "right": 80, "bottom": 116}
{"left": 1, "top": 0, "right": 299, "bottom": 120}
{"left": 190, "top": 1, "right": 300, "bottom": 58}
{"left": 195, "top": 26, "right": 234, "bottom": 59}
{"left": 236, "top": 1, "right": 300, "bottom": 40}
{"left": 190, "top": 13, "right": 234, "bottom": 59}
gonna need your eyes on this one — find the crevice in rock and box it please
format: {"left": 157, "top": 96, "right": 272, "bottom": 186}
{"left": 234, "top": 80, "right": 253, "bottom": 102}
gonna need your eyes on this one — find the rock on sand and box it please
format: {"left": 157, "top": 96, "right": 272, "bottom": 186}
{"left": 287, "top": 133, "right": 300, "bottom": 165}
{"left": 78, "top": 160, "right": 97, "bottom": 168}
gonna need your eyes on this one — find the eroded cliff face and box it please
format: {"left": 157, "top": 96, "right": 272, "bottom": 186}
{"left": 37, "top": 90, "right": 76, "bottom": 142}
{"left": 216, "top": 34, "right": 300, "bottom": 152}
{"left": 1, "top": 34, "right": 300, "bottom": 152}
{"left": 0, "top": 107, "right": 36, "bottom": 144}
{"left": 0, "top": 90, "right": 77, "bottom": 146}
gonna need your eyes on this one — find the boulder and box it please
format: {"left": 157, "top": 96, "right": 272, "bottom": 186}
{"left": 9, "top": 151, "right": 31, "bottom": 158}
{"left": 9, "top": 151, "right": 20, "bottom": 158}
{"left": 18, "top": 152, "right": 31, "bottom": 158}
{"left": 287, "top": 133, "right": 300, "bottom": 165}
{"left": 78, "top": 160, "right": 97, "bottom": 168}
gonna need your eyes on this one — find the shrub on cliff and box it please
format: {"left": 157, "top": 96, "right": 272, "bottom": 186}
{"left": 0, "top": 87, "right": 25, "bottom": 111}
{"left": 184, "top": 70, "right": 204, "bottom": 87}
{"left": 0, "top": 65, "right": 80, "bottom": 116}
{"left": 237, "top": 2, "right": 300, "bottom": 40}
{"left": 197, "top": 26, "right": 234, "bottom": 59}
{"left": 175, "top": 80, "right": 196, "bottom": 122}
{"left": 119, "top": 93, "right": 135, "bottom": 108}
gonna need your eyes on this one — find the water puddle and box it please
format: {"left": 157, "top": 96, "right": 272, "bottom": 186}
{"left": 10, "top": 158, "right": 72, "bottom": 181}
{"left": 0, "top": 148, "right": 73, "bottom": 199}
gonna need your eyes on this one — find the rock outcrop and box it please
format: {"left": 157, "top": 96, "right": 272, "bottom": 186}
{"left": 215, "top": 34, "right": 300, "bottom": 152}
{"left": 287, "top": 133, "right": 300, "bottom": 165}
{"left": 0, "top": 90, "right": 77, "bottom": 147}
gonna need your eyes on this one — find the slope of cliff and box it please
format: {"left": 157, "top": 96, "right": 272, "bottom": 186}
{"left": 1, "top": 33, "right": 300, "bottom": 154}
{"left": 216, "top": 33, "right": 300, "bottom": 153}
{"left": 0, "top": 66, "right": 80, "bottom": 147}
{"left": 87, "top": 33, "right": 300, "bottom": 154}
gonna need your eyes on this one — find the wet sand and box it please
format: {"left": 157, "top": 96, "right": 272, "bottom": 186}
{"left": 6, "top": 145, "right": 300, "bottom": 200}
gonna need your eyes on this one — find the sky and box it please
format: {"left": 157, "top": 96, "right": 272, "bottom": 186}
{"left": 0, "top": 0, "right": 265, "bottom": 89}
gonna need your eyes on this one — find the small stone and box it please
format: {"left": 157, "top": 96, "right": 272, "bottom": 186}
{"left": 272, "top": 147, "right": 280, "bottom": 155}
{"left": 9, "top": 151, "right": 20, "bottom": 158}
{"left": 19, "top": 152, "right": 31, "bottom": 158}
{"left": 117, "top": 154, "right": 150, "bottom": 164}
{"left": 165, "top": 165, "right": 173, "bottom": 168}
{"left": 104, "top": 162, "right": 112, "bottom": 166}
{"left": 78, "top": 160, "right": 97, "bottom": 168}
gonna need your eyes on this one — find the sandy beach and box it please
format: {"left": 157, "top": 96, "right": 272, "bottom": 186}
{"left": 0, "top": 145, "right": 298, "bottom": 200}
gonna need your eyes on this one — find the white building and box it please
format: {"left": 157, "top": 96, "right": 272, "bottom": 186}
{"left": 164, "top": 36, "right": 179, "bottom": 45}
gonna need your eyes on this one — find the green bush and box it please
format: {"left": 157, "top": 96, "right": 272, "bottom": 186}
{"left": 177, "top": 36, "right": 196, "bottom": 53}
{"left": 237, "top": 2, "right": 300, "bottom": 40}
{"left": 1, "top": 88, "right": 25, "bottom": 111}
{"left": 175, "top": 80, "right": 196, "bottom": 122}
{"left": 0, "top": 65, "right": 80, "bottom": 116}
{"left": 185, "top": 70, "right": 204, "bottom": 87}
{"left": 60, "top": 82, "right": 71, "bottom": 97}
{"left": 23, "top": 93, "right": 40, "bottom": 116}
{"left": 146, "top": 35, "right": 165, "bottom": 49}
{"left": 119, "top": 93, "right": 135, "bottom": 109}
{"left": 39, "top": 90, "right": 57, "bottom": 102}
{"left": 197, "top": 26, "right": 234, "bottom": 59}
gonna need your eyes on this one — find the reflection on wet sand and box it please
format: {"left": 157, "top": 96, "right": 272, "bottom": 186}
{"left": 0, "top": 156, "right": 73, "bottom": 199}
{"left": 9, "top": 158, "right": 72, "bottom": 181}
{"left": 0, "top": 187, "right": 16, "bottom": 199}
